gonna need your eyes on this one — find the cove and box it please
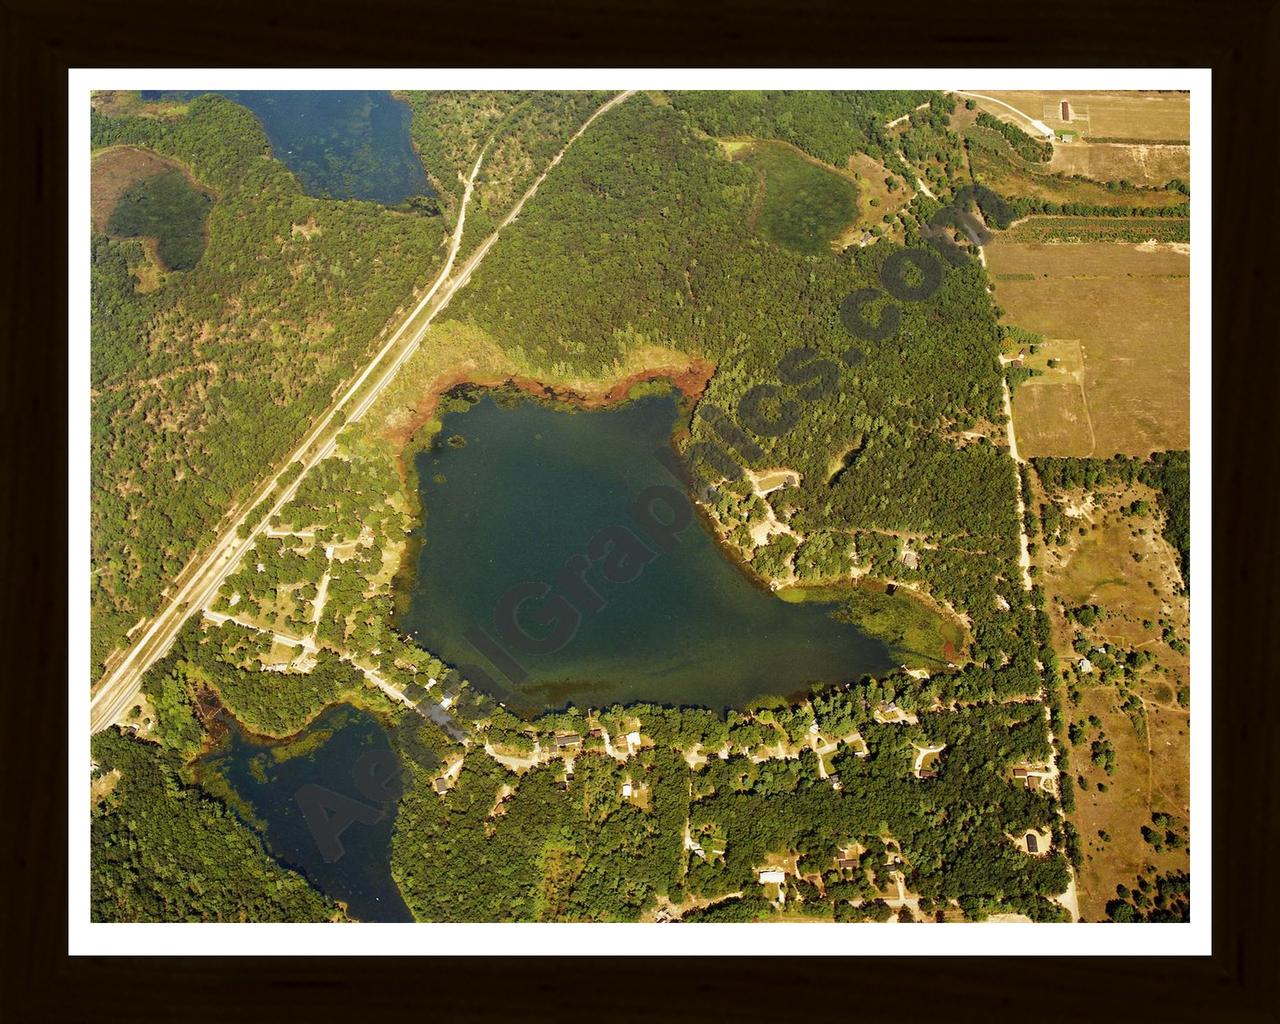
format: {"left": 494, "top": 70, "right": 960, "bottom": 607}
{"left": 142, "top": 90, "right": 432, "bottom": 205}
{"left": 199, "top": 704, "right": 412, "bottom": 922}
{"left": 396, "top": 390, "right": 897, "bottom": 712}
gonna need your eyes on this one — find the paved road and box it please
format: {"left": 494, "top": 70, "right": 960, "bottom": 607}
{"left": 89, "top": 91, "right": 634, "bottom": 733}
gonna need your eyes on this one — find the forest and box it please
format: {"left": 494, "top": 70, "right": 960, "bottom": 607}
{"left": 667, "top": 90, "right": 935, "bottom": 168}
{"left": 91, "top": 728, "right": 340, "bottom": 921}
{"left": 397, "top": 90, "right": 610, "bottom": 253}
{"left": 89, "top": 94, "right": 447, "bottom": 676}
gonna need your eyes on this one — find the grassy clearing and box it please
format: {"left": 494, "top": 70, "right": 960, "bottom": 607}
{"left": 106, "top": 169, "right": 214, "bottom": 271}
{"left": 734, "top": 141, "right": 859, "bottom": 256}
{"left": 91, "top": 146, "right": 184, "bottom": 232}
{"left": 845, "top": 152, "right": 912, "bottom": 243}
{"left": 987, "top": 240, "right": 1189, "bottom": 457}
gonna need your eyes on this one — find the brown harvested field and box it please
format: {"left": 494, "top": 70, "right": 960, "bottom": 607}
{"left": 978, "top": 91, "right": 1190, "bottom": 142}
{"left": 91, "top": 146, "right": 179, "bottom": 232}
{"left": 988, "top": 241, "right": 1189, "bottom": 458}
{"left": 1049, "top": 142, "right": 1190, "bottom": 186}
{"left": 1032, "top": 483, "right": 1191, "bottom": 920}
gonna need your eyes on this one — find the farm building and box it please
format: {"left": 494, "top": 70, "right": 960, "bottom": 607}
{"left": 758, "top": 869, "right": 787, "bottom": 885}
{"left": 1061, "top": 100, "right": 1072, "bottom": 122}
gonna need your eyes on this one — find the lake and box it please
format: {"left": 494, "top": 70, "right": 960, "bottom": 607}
{"left": 199, "top": 704, "right": 413, "bottom": 922}
{"left": 396, "top": 390, "right": 896, "bottom": 712}
{"left": 142, "top": 90, "right": 431, "bottom": 205}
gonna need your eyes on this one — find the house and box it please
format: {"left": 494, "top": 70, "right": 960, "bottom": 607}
{"left": 625, "top": 730, "right": 642, "bottom": 750}
{"left": 837, "top": 858, "right": 860, "bottom": 871}
{"left": 1026, "top": 775, "right": 1039, "bottom": 790}
{"left": 1026, "top": 832, "right": 1039, "bottom": 854}
{"left": 622, "top": 782, "right": 633, "bottom": 798}
{"left": 555, "top": 733, "right": 582, "bottom": 750}
{"left": 758, "top": 869, "right": 787, "bottom": 885}
{"left": 1009, "top": 358, "right": 1024, "bottom": 369}
{"left": 588, "top": 728, "right": 604, "bottom": 738}
{"left": 918, "top": 769, "right": 938, "bottom": 780}
{"left": 1079, "top": 658, "right": 1094, "bottom": 675}
{"left": 900, "top": 547, "right": 919, "bottom": 571}
{"left": 1012, "top": 767, "right": 1028, "bottom": 778}
{"left": 432, "top": 777, "right": 450, "bottom": 794}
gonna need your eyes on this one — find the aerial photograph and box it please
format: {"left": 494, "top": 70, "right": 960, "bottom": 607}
{"left": 85, "top": 84, "right": 1194, "bottom": 929}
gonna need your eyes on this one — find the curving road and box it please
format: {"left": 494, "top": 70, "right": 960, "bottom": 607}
{"left": 89, "top": 90, "right": 635, "bottom": 733}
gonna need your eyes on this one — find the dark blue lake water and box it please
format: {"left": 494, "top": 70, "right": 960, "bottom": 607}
{"left": 396, "top": 390, "right": 896, "bottom": 712}
{"left": 200, "top": 704, "right": 413, "bottom": 922}
{"left": 142, "top": 90, "right": 431, "bottom": 204}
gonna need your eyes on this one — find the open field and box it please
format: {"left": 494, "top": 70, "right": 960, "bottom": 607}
{"left": 733, "top": 140, "right": 859, "bottom": 255}
{"left": 976, "top": 91, "right": 1190, "bottom": 142}
{"left": 1031, "top": 481, "right": 1190, "bottom": 920}
{"left": 1049, "top": 142, "right": 1189, "bottom": 187}
{"left": 988, "top": 241, "right": 1190, "bottom": 457}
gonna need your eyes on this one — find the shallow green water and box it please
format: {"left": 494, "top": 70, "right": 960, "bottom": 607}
{"left": 396, "top": 391, "right": 895, "bottom": 712}
{"left": 200, "top": 704, "right": 412, "bottom": 922}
